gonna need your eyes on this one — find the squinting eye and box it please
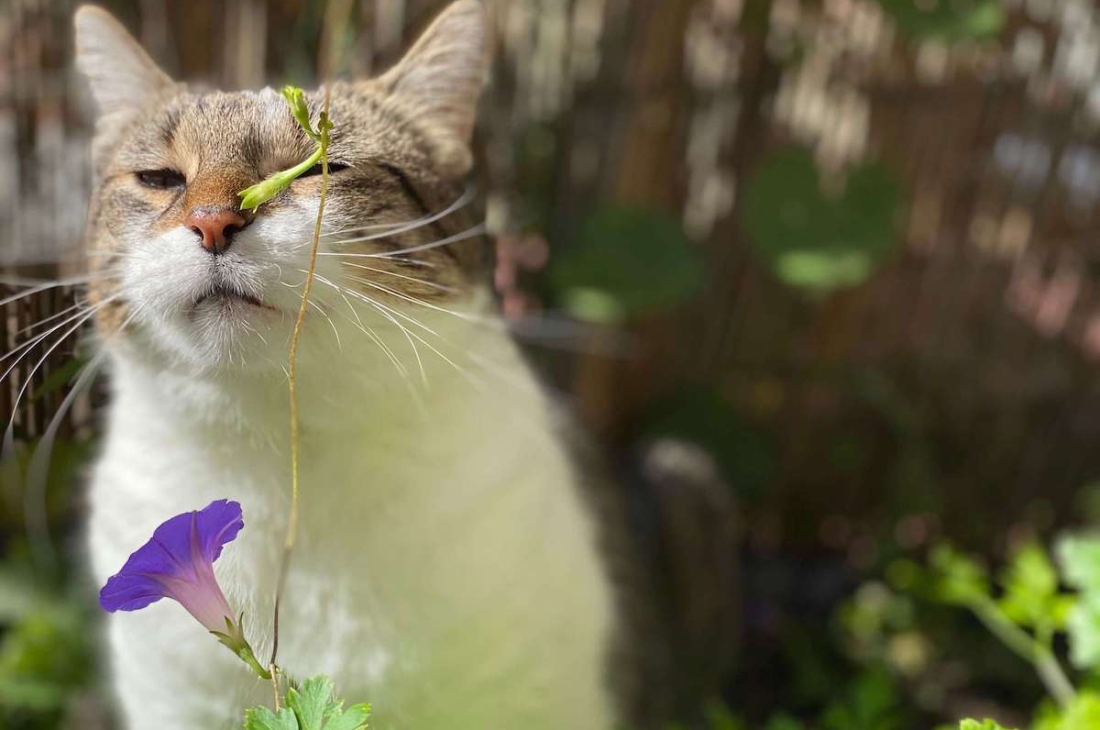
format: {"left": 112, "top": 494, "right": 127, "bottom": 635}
{"left": 136, "top": 169, "right": 186, "bottom": 189}
{"left": 299, "top": 162, "right": 349, "bottom": 178}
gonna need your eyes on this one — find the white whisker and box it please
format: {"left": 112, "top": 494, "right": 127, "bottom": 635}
{"left": 340, "top": 262, "right": 457, "bottom": 294}
{"left": 322, "top": 186, "right": 476, "bottom": 241}
{"left": 322, "top": 222, "right": 487, "bottom": 260}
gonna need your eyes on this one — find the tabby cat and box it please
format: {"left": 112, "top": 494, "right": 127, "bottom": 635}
{"left": 77, "top": 2, "right": 653, "bottom": 728}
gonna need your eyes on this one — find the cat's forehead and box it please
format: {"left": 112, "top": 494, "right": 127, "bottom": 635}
{"left": 107, "top": 87, "right": 312, "bottom": 175}
{"left": 153, "top": 89, "right": 308, "bottom": 166}
{"left": 112, "top": 84, "right": 424, "bottom": 174}
{"left": 170, "top": 89, "right": 298, "bottom": 140}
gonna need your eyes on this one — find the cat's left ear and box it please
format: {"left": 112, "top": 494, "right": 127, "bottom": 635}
{"left": 377, "top": 0, "right": 490, "bottom": 176}
{"left": 74, "top": 5, "right": 174, "bottom": 121}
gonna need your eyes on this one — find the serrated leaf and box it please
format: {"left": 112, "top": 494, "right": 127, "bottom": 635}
{"left": 998, "top": 542, "right": 1058, "bottom": 629}
{"left": 244, "top": 706, "right": 300, "bottom": 730}
{"left": 286, "top": 676, "right": 337, "bottom": 730}
{"left": 1058, "top": 535, "right": 1100, "bottom": 597}
{"left": 1066, "top": 600, "right": 1100, "bottom": 670}
{"left": 322, "top": 703, "right": 371, "bottom": 730}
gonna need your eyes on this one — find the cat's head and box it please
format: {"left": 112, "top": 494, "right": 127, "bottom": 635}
{"left": 75, "top": 1, "right": 490, "bottom": 372}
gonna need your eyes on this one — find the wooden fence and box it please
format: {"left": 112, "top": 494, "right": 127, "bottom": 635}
{"left": 3, "top": 0, "right": 1100, "bottom": 555}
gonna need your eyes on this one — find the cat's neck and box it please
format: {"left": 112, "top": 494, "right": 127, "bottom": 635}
{"left": 104, "top": 298, "right": 544, "bottom": 451}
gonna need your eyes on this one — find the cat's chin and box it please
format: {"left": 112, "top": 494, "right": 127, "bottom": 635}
{"left": 142, "top": 299, "right": 293, "bottom": 373}
{"left": 189, "top": 283, "right": 280, "bottom": 317}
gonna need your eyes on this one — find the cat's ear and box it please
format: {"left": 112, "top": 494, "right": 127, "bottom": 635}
{"left": 377, "top": 0, "right": 490, "bottom": 175}
{"left": 74, "top": 5, "right": 173, "bottom": 120}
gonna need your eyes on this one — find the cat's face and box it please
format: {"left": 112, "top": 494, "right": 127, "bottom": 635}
{"left": 75, "top": 2, "right": 489, "bottom": 371}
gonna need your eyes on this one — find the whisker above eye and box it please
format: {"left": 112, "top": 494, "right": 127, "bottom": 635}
{"left": 339, "top": 262, "right": 458, "bottom": 294}
{"left": 321, "top": 254, "right": 438, "bottom": 269}
{"left": 321, "top": 222, "right": 488, "bottom": 261}
{"left": 322, "top": 186, "right": 478, "bottom": 243}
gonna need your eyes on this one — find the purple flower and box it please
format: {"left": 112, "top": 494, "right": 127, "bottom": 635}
{"left": 100, "top": 499, "right": 269, "bottom": 679}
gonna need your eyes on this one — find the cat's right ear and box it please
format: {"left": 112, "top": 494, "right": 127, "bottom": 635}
{"left": 74, "top": 6, "right": 173, "bottom": 120}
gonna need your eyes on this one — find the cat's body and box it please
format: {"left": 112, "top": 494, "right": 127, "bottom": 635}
{"left": 89, "top": 301, "right": 617, "bottom": 729}
{"left": 75, "top": 3, "right": 633, "bottom": 728}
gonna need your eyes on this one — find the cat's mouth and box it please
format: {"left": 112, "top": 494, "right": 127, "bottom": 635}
{"left": 192, "top": 284, "right": 275, "bottom": 312}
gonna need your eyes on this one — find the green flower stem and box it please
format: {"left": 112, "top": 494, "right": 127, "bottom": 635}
{"left": 238, "top": 645, "right": 273, "bottom": 681}
{"left": 210, "top": 614, "right": 273, "bottom": 682}
{"left": 970, "top": 598, "right": 1076, "bottom": 708}
{"left": 239, "top": 147, "right": 323, "bottom": 211}
{"left": 238, "top": 85, "right": 332, "bottom": 211}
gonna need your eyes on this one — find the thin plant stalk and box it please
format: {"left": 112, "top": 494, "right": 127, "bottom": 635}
{"left": 268, "top": 84, "right": 333, "bottom": 709}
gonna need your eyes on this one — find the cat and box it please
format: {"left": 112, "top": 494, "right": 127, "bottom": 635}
{"left": 75, "top": 2, "right": 660, "bottom": 728}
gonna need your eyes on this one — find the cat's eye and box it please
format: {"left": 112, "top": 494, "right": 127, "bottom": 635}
{"left": 300, "top": 162, "right": 349, "bottom": 178}
{"left": 136, "top": 169, "right": 186, "bottom": 190}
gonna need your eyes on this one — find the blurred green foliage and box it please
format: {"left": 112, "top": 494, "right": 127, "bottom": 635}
{"left": 643, "top": 389, "right": 776, "bottom": 500}
{"left": 911, "top": 535, "right": 1100, "bottom": 730}
{"left": 549, "top": 205, "right": 704, "bottom": 323}
{"left": 959, "top": 721, "right": 1013, "bottom": 730}
{"left": 742, "top": 150, "right": 904, "bottom": 294}
{"left": 874, "top": 0, "right": 1006, "bottom": 42}
{"left": 0, "top": 558, "right": 97, "bottom": 729}
{"left": 0, "top": 434, "right": 99, "bottom": 730}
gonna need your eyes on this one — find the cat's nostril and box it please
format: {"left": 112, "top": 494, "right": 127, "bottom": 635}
{"left": 185, "top": 208, "right": 249, "bottom": 256}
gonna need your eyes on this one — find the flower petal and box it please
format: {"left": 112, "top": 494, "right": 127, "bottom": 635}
{"left": 195, "top": 499, "right": 244, "bottom": 563}
{"left": 98, "top": 500, "right": 244, "bottom": 613}
{"left": 99, "top": 572, "right": 167, "bottom": 612}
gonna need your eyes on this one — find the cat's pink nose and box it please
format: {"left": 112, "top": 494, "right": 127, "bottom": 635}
{"left": 186, "top": 208, "right": 248, "bottom": 255}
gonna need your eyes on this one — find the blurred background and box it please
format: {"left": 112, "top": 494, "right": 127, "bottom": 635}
{"left": 3, "top": 0, "right": 1100, "bottom": 728}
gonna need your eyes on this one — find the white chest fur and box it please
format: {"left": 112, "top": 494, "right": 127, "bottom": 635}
{"left": 87, "top": 312, "right": 616, "bottom": 730}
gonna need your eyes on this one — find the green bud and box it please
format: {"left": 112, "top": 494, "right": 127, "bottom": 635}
{"left": 209, "top": 612, "right": 271, "bottom": 680}
{"left": 282, "top": 85, "right": 319, "bottom": 141}
{"left": 238, "top": 86, "right": 332, "bottom": 211}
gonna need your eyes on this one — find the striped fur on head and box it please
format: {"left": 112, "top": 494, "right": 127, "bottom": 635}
{"left": 75, "top": 1, "right": 490, "bottom": 368}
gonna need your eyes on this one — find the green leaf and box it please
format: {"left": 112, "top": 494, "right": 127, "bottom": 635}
{"left": 282, "top": 86, "right": 319, "bottom": 141}
{"left": 323, "top": 703, "right": 371, "bottom": 730}
{"left": 958, "top": 720, "right": 1014, "bottom": 730}
{"left": 930, "top": 543, "right": 990, "bottom": 606}
{"left": 742, "top": 149, "right": 904, "bottom": 294}
{"left": 763, "top": 714, "right": 806, "bottom": 730}
{"left": 998, "top": 542, "right": 1060, "bottom": 629}
{"left": 286, "top": 676, "right": 335, "bottom": 730}
{"left": 244, "top": 707, "right": 300, "bottom": 730}
{"left": 1058, "top": 535, "right": 1100, "bottom": 597}
{"left": 703, "top": 701, "right": 744, "bottom": 730}
{"left": 1056, "top": 534, "right": 1100, "bottom": 667}
{"left": 548, "top": 205, "right": 704, "bottom": 323}
{"left": 239, "top": 148, "right": 324, "bottom": 212}
{"left": 875, "top": 0, "right": 1005, "bottom": 42}
{"left": 283, "top": 675, "right": 369, "bottom": 730}
{"left": 820, "top": 669, "right": 898, "bottom": 730}
{"left": 1066, "top": 600, "right": 1100, "bottom": 670}
{"left": 238, "top": 85, "right": 330, "bottom": 211}
{"left": 1060, "top": 692, "right": 1100, "bottom": 730}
